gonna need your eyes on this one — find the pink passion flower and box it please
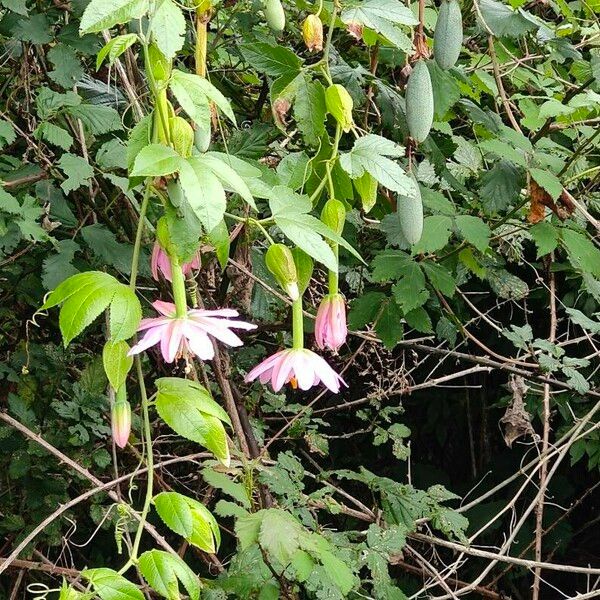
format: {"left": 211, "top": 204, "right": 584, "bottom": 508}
{"left": 245, "top": 348, "right": 346, "bottom": 393}
{"left": 128, "top": 300, "right": 257, "bottom": 363}
{"left": 151, "top": 243, "right": 201, "bottom": 282}
{"left": 315, "top": 293, "right": 347, "bottom": 352}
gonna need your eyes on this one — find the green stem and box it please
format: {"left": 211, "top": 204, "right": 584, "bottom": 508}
{"left": 120, "top": 177, "right": 153, "bottom": 573}
{"left": 292, "top": 297, "right": 304, "bottom": 350}
{"left": 328, "top": 247, "right": 339, "bottom": 294}
{"left": 170, "top": 257, "right": 189, "bottom": 317}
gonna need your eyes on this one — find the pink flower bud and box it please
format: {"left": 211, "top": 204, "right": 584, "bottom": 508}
{"left": 112, "top": 400, "right": 131, "bottom": 449}
{"left": 315, "top": 293, "right": 347, "bottom": 352}
{"left": 151, "top": 242, "right": 201, "bottom": 282}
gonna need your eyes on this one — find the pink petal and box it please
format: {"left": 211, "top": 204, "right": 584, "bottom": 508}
{"left": 161, "top": 319, "right": 184, "bottom": 363}
{"left": 128, "top": 326, "right": 164, "bottom": 356}
{"left": 183, "top": 322, "right": 215, "bottom": 360}
{"left": 272, "top": 350, "right": 296, "bottom": 392}
{"left": 245, "top": 351, "right": 283, "bottom": 383}
{"left": 188, "top": 308, "right": 240, "bottom": 318}
{"left": 310, "top": 352, "right": 345, "bottom": 393}
{"left": 152, "top": 300, "right": 177, "bottom": 317}
{"left": 137, "top": 317, "right": 171, "bottom": 331}
{"left": 189, "top": 318, "right": 245, "bottom": 347}
{"left": 295, "top": 351, "right": 316, "bottom": 390}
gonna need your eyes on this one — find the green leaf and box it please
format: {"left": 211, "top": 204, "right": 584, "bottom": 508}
{"left": 565, "top": 308, "right": 600, "bottom": 334}
{"left": 130, "top": 144, "right": 182, "bottom": 177}
{"left": 259, "top": 509, "right": 303, "bottom": 566}
{"left": 412, "top": 215, "right": 453, "bottom": 254}
{"left": 155, "top": 377, "right": 231, "bottom": 465}
{"left": 348, "top": 291, "right": 385, "bottom": 329}
{"left": 42, "top": 240, "right": 80, "bottom": 290}
{"left": 1, "top": 0, "right": 27, "bottom": 15}
{"left": 102, "top": 340, "right": 133, "bottom": 391}
{"left": 41, "top": 271, "right": 141, "bottom": 345}
{"left": 454, "top": 215, "right": 491, "bottom": 252}
{"left": 478, "top": 0, "right": 538, "bottom": 38}
{"left": 34, "top": 122, "right": 74, "bottom": 151}
{"left": 178, "top": 157, "right": 226, "bottom": 233}
{"left": 339, "top": 134, "right": 414, "bottom": 196}
{"left": 13, "top": 13, "right": 52, "bottom": 44}
{"left": 479, "top": 160, "right": 524, "bottom": 214}
{"left": 530, "top": 221, "right": 559, "bottom": 258}
{"left": 208, "top": 220, "right": 230, "bottom": 270}
{"left": 153, "top": 492, "right": 194, "bottom": 538}
{"left": 561, "top": 229, "right": 600, "bottom": 277}
{"left": 171, "top": 70, "right": 236, "bottom": 125}
{"left": 139, "top": 550, "right": 200, "bottom": 600}
{"left": 127, "top": 115, "right": 152, "bottom": 171}
{"left": 375, "top": 298, "right": 404, "bottom": 348}
{"left": 427, "top": 60, "right": 460, "bottom": 119}
{"left": 58, "top": 153, "right": 94, "bottom": 194}
{"left": 404, "top": 306, "right": 433, "bottom": 333}
{"left": 293, "top": 75, "right": 326, "bottom": 147}
{"left": 0, "top": 120, "right": 16, "bottom": 146}
{"left": 47, "top": 45, "right": 84, "bottom": 88}
{"left": 390, "top": 261, "right": 428, "bottom": 313}
{"left": 80, "top": 224, "right": 139, "bottom": 275}
{"left": 529, "top": 168, "right": 563, "bottom": 201}
{"left": 201, "top": 467, "right": 252, "bottom": 508}
{"left": 269, "top": 187, "right": 362, "bottom": 270}
{"left": 195, "top": 154, "right": 255, "bottom": 208}
{"left": 96, "top": 34, "right": 138, "bottom": 70}
{"left": 341, "top": 0, "right": 417, "bottom": 49}
{"left": 241, "top": 43, "right": 302, "bottom": 77}
{"left": 151, "top": 0, "right": 185, "bottom": 59}
{"left": 421, "top": 261, "right": 455, "bottom": 297}
{"left": 67, "top": 104, "right": 123, "bottom": 134}
{"left": 80, "top": 0, "right": 149, "bottom": 34}
{"left": 83, "top": 568, "right": 143, "bottom": 600}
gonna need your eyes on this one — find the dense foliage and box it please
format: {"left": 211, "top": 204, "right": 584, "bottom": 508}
{"left": 0, "top": 0, "right": 599, "bottom": 597}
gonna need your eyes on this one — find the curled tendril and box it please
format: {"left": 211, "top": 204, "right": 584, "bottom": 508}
{"left": 27, "top": 583, "right": 58, "bottom": 600}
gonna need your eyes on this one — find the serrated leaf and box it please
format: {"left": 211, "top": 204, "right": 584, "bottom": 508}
{"left": 80, "top": 0, "right": 149, "bottom": 34}
{"left": 139, "top": 550, "right": 200, "bottom": 600}
{"left": 293, "top": 76, "right": 326, "bottom": 147}
{"left": 561, "top": 229, "right": 600, "bottom": 277}
{"left": 375, "top": 298, "right": 404, "bottom": 348}
{"left": 455, "top": 215, "right": 491, "bottom": 252}
{"left": 178, "top": 157, "right": 226, "bottom": 232}
{"left": 412, "top": 215, "right": 453, "bottom": 254}
{"left": 339, "top": 134, "right": 414, "bottom": 196}
{"left": 58, "top": 153, "right": 94, "bottom": 194}
{"left": 530, "top": 221, "right": 558, "bottom": 258}
{"left": 83, "top": 568, "right": 143, "bottom": 600}
{"left": 153, "top": 492, "right": 194, "bottom": 538}
{"left": 171, "top": 70, "right": 235, "bottom": 125}
{"left": 131, "top": 144, "right": 182, "bottom": 177}
{"left": 102, "top": 340, "right": 133, "bottom": 391}
{"left": 529, "top": 168, "right": 563, "bottom": 201}
{"left": 34, "top": 122, "right": 74, "bottom": 151}
{"left": 96, "top": 34, "right": 138, "bottom": 70}
{"left": 241, "top": 43, "right": 302, "bottom": 77}
{"left": 155, "top": 377, "right": 231, "bottom": 465}
{"left": 201, "top": 467, "right": 251, "bottom": 508}
{"left": 67, "top": 104, "right": 123, "bottom": 134}
{"left": 151, "top": 0, "right": 185, "bottom": 59}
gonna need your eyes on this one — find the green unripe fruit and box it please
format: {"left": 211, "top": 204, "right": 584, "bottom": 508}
{"left": 147, "top": 43, "right": 171, "bottom": 86}
{"left": 265, "top": 243, "right": 299, "bottom": 300}
{"left": 194, "top": 126, "right": 211, "bottom": 153}
{"left": 170, "top": 116, "right": 194, "bottom": 158}
{"left": 433, "top": 0, "right": 463, "bottom": 70}
{"left": 405, "top": 60, "right": 434, "bottom": 144}
{"left": 397, "top": 176, "right": 423, "bottom": 245}
{"left": 325, "top": 84, "right": 354, "bottom": 132}
{"left": 321, "top": 198, "right": 346, "bottom": 236}
{"left": 264, "top": 0, "right": 285, "bottom": 32}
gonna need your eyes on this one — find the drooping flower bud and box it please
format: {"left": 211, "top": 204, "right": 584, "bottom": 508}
{"left": 170, "top": 116, "right": 194, "bottom": 158}
{"left": 265, "top": 243, "right": 299, "bottom": 300}
{"left": 112, "top": 395, "right": 131, "bottom": 449}
{"left": 346, "top": 21, "right": 363, "bottom": 40}
{"left": 325, "top": 84, "right": 354, "bottom": 132}
{"left": 321, "top": 198, "right": 346, "bottom": 235}
{"left": 315, "top": 293, "right": 347, "bottom": 352}
{"left": 302, "top": 14, "right": 323, "bottom": 52}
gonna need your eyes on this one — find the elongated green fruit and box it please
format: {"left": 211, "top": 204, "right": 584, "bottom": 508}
{"left": 194, "top": 126, "right": 211, "bottom": 153}
{"left": 264, "top": 0, "right": 285, "bottom": 32}
{"left": 405, "top": 60, "right": 434, "bottom": 144}
{"left": 397, "top": 176, "right": 423, "bottom": 245}
{"left": 434, "top": 0, "right": 463, "bottom": 70}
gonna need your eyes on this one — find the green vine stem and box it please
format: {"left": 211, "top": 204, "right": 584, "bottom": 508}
{"left": 292, "top": 297, "right": 304, "bottom": 350}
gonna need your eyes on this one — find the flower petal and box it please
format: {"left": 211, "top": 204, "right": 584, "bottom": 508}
{"left": 161, "top": 319, "right": 184, "bottom": 363}
{"left": 272, "top": 350, "right": 296, "bottom": 392}
{"left": 128, "top": 325, "right": 164, "bottom": 356}
{"left": 184, "top": 323, "right": 215, "bottom": 360}
{"left": 152, "top": 300, "right": 177, "bottom": 317}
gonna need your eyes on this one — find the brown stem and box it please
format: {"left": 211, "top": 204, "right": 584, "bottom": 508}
{"left": 532, "top": 254, "right": 557, "bottom": 600}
